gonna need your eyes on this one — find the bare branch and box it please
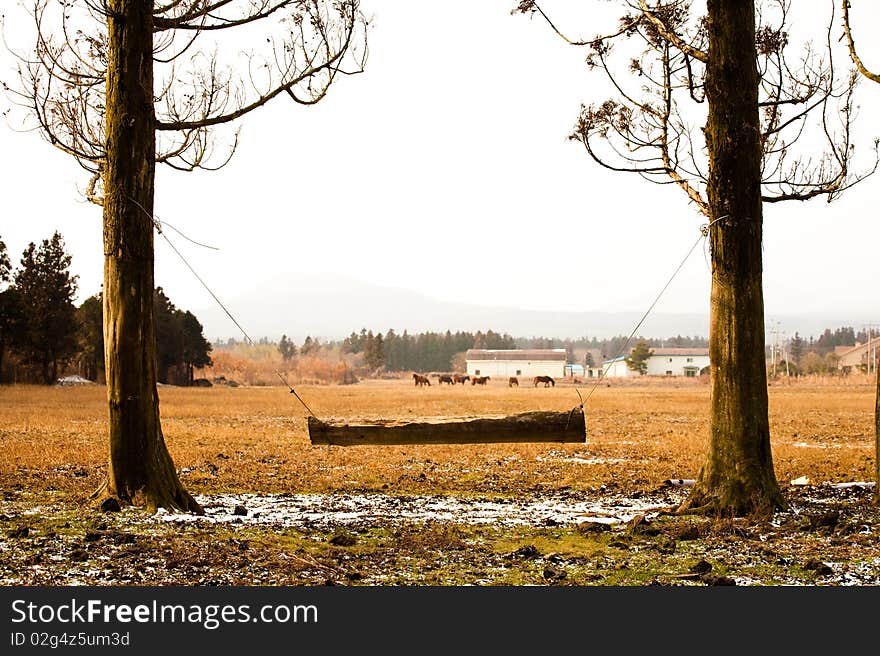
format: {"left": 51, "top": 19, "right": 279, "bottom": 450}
{"left": 512, "top": 1, "right": 641, "bottom": 47}
{"left": 155, "top": 1, "right": 366, "bottom": 135}
{"left": 154, "top": 1, "right": 289, "bottom": 32}
{"left": 517, "top": 0, "right": 873, "bottom": 215}
{"left": 841, "top": 0, "right": 880, "bottom": 83}
{"left": 636, "top": 0, "right": 707, "bottom": 63}
{"left": 6, "top": 0, "right": 367, "bottom": 180}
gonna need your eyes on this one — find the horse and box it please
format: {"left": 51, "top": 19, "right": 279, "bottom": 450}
{"left": 508, "top": 376, "right": 519, "bottom": 387}
{"left": 533, "top": 375, "right": 555, "bottom": 387}
{"left": 472, "top": 375, "right": 490, "bottom": 385}
{"left": 438, "top": 374, "right": 454, "bottom": 385}
{"left": 413, "top": 373, "right": 431, "bottom": 387}
{"left": 453, "top": 374, "right": 470, "bottom": 385}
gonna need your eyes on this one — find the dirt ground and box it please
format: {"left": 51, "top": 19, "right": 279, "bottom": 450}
{"left": 1, "top": 378, "right": 878, "bottom": 585}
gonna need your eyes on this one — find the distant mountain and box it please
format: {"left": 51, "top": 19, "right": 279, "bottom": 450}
{"left": 194, "top": 273, "right": 868, "bottom": 344}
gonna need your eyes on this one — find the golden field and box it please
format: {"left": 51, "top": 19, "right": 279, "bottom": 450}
{"left": 0, "top": 377, "right": 874, "bottom": 498}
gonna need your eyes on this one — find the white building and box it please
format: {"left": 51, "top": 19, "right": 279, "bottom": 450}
{"left": 465, "top": 349, "right": 567, "bottom": 378}
{"left": 836, "top": 336, "right": 880, "bottom": 373}
{"left": 601, "top": 347, "right": 710, "bottom": 378}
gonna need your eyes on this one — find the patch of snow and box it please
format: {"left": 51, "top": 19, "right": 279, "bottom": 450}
{"left": 56, "top": 376, "right": 95, "bottom": 386}
{"left": 829, "top": 482, "right": 875, "bottom": 490}
{"left": 156, "top": 492, "right": 685, "bottom": 529}
{"left": 561, "top": 457, "right": 628, "bottom": 465}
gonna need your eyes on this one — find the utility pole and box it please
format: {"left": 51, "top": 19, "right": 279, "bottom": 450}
{"left": 861, "top": 323, "right": 878, "bottom": 374}
{"left": 870, "top": 324, "right": 877, "bottom": 375}
{"left": 769, "top": 321, "right": 783, "bottom": 378}
{"left": 769, "top": 323, "right": 774, "bottom": 377}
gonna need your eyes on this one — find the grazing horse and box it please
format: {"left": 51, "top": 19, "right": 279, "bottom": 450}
{"left": 438, "top": 374, "right": 454, "bottom": 385}
{"left": 533, "top": 375, "right": 555, "bottom": 387}
{"left": 453, "top": 374, "right": 470, "bottom": 385}
{"left": 472, "top": 375, "right": 490, "bottom": 385}
{"left": 413, "top": 373, "right": 431, "bottom": 387}
{"left": 508, "top": 376, "right": 519, "bottom": 387}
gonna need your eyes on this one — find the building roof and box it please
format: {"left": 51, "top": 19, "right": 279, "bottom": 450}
{"left": 650, "top": 348, "right": 709, "bottom": 356}
{"left": 836, "top": 336, "right": 880, "bottom": 365}
{"left": 465, "top": 349, "right": 567, "bottom": 362}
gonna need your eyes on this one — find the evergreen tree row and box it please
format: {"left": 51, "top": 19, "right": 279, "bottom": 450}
{"left": 0, "top": 232, "right": 212, "bottom": 385}
{"left": 341, "top": 328, "right": 516, "bottom": 372}
{"left": 336, "top": 328, "right": 713, "bottom": 373}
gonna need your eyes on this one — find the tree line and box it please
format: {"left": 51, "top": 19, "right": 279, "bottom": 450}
{"left": 0, "top": 233, "right": 211, "bottom": 386}
{"left": 341, "top": 329, "right": 517, "bottom": 372}
{"left": 255, "top": 327, "right": 710, "bottom": 373}
{"left": 775, "top": 327, "right": 879, "bottom": 376}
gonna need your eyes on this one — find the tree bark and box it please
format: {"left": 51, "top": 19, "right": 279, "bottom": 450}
{"left": 100, "top": 0, "right": 200, "bottom": 513}
{"left": 308, "top": 406, "right": 586, "bottom": 446}
{"left": 678, "top": 0, "right": 784, "bottom": 517}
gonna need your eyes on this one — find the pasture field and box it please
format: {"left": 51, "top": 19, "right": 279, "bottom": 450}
{"left": 1, "top": 378, "right": 874, "bottom": 495}
{"left": 1, "top": 378, "right": 878, "bottom": 586}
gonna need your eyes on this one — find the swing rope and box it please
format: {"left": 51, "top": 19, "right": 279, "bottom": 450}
{"left": 127, "top": 196, "right": 319, "bottom": 420}
{"left": 577, "top": 215, "right": 727, "bottom": 406}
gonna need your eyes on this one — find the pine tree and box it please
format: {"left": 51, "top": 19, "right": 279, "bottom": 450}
{"left": 0, "top": 236, "right": 9, "bottom": 283}
{"left": 789, "top": 332, "right": 805, "bottom": 365}
{"left": 625, "top": 341, "right": 653, "bottom": 376}
{"left": 0, "top": 236, "right": 17, "bottom": 382}
{"left": 301, "top": 336, "right": 315, "bottom": 356}
{"left": 278, "top": 335, "right": 297, "bottom": 361}
{"left": 180, "top": 311, "right": 212, "bottom": 384}
{"left": 154, "top": 288, "right": 183, "bottom": 384}
{"left": 365, "top": 332, "right": 385, "bottom": 370}
{"left": 76, "top": 294, "right": 104, "bottom": 382}
{"left": 384, "top": 329, "right": 398, "bottom": 370}
{"left": 13, "top": 233, "right": 79, "bottom": 384}
{"left": 342, "top": 331, "right": 361, "bottom": 354}
{"left": 153, "top": 289, "right": 212, "bottom": 385}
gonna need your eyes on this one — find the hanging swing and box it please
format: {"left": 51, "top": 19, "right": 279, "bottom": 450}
{"left": 303, "top": 217, "right": 718, "bottom": 446}
{"left": 306, "top": 404, "right": 586, "bottom": 446}
{"left": 158, "top": 215, "right": 585, "bottom": 446}
{"left": 152, "top": 205, "right": 713, "bottom": 449}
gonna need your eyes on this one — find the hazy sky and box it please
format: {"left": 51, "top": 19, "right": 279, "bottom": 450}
{"left": 2, "top": 1, "right": 879, "bottom": 336}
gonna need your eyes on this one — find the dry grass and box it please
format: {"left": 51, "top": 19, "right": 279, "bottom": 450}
{"left": 2, "top": 379, "right": 878, "bottom": 587}
{"left": 0, "top": 378, "right": 875, "bottom": 499}
{"left": 202, "top": 349, "right": 356, "bottom": 386}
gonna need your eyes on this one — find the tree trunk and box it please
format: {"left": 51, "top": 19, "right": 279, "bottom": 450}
{"left": 100, "top": 0, "right": 201, "bottom": 513}
{"left": 678, "top": 0, "right": 784, "bottom": 517}
{"left": 874, "top": 365, "right": 880, "bottom": 506}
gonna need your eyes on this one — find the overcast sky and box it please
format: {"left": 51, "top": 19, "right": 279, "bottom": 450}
{"left": 2, "top": 1, "right": 879, "bottom": 337}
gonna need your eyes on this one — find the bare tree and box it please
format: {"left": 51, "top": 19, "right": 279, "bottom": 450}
{"left": 842, "top": 0, "right": 880, "bottom": 503}
{"left": 4, "top": 0, "right": 367, "bottom": 511}
{"left": 516, "top": 0, "right": 877, "bottom": 515}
